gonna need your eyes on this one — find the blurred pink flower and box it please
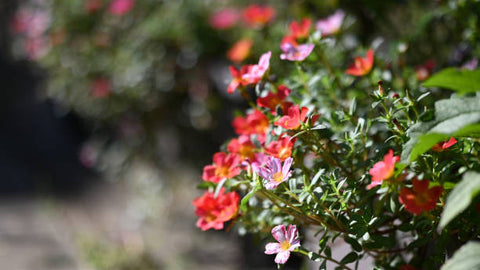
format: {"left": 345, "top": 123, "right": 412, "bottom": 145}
{"left": 242, "top": 51, "right": 271, "bottom": 83}
{"left": 11, "top": 8, "right": 50, "bottom": 38}
{"left": 265, "top": 224, "right": 301, "bottom": 264}
{"left": 462, "top": 58, "right": 478, "bottom": 70}
{"left": 280, "top": 42, "right": 314, "bottom": 61}
{"left": 254, "top": 156, "right": 293, "bottom": 190}
{"left": 108, "top": 0, "right": 134, "bottom": 15}
{"left": 25, "top": 37, "right": 49, "bottom": 60}
{"left": 316, "top": 10, "right": 345, "bottom": 36}
{"left": 209, "top": 8, "right": 240, "bottom": 29}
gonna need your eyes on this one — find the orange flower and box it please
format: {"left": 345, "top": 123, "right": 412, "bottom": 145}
{"left": 368, "top": 149, "right": 399, "bottom": 189}
{"left": 288, "top": 18, "right": 311, "bottom": 41}
{"left": 202, "top": 152, "right": 241, "bottom": 183}
{"left": 399, "top": 178, "right": 443, "bottom": 215}
{"left": 193, "top": 188, "right": 240, "bottom": 231}
{"left": 227, "top": 39, "right": 253, "bottom": 63}
{"left": 227, "top": 135, "right": 256, "bottom": 161}
{"left": 243, "top": 4, "right": 275, "bottom": 28}
{"left": 256, "top": 85, "right": 291, "bottom": 114}
{"left": 232, "top": 110, "right": 270, "bottom": 142}
{"left": 274, "top": 104, "right": 308, "bottom": 130}
{"left": 345, "top": 49, "right": 374, "bottom": 76}
{"left": 265, "top": 135, "right": 295, "bottom": 161}
{"left": 432, "top": 137, "right": 457, "bottom": 152}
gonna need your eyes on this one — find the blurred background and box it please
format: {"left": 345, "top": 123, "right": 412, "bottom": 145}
{"left": 1, "top": 0, "right": 479, "bottom": 269}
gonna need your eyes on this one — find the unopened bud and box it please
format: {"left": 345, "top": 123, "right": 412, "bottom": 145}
{"left": 377, "top": 80, "right": 385, "bottom": 95}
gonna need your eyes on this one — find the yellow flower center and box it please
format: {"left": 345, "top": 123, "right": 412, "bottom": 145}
{"left": 272, "top": 172, "right": 284, "bottom": 183}
{"left": 280, "top": 240, "right": 291, "bottom": 251}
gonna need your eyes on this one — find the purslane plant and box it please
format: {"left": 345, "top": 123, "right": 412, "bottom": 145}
{"left": 193, "top": 5, "right": 480, "bottom": 270}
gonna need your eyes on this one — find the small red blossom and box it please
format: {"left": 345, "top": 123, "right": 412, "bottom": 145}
{"left": 91, "top": 77, "right": 111, "bottom": 98}
{"left": 368, "top": 149, "right": 399, "bottom": 189}
{"left": 415, "top": 60, "right": 435, "bottom": 81}
{"left": 399, "top": 178, "right": 443, "bottom": 215}
{"left": 227, "top": 135, "right": 256, "bottom": 161}
{"left": 256, "top": 85, "right": 291, "bottom": 114}
{"left": 265, "top": 136, "right": 295, "bottom": 161}
{"left": 432, "top": 137, "right": 457, "bottom": 152}
{"left": 232, "top": 110, "right": 270, "bottom": 142}
{"left": 209, "top": 8, "right": 240, "bottom": 29}
{"left": 84, "top": 0, "right": 102, "bottom": 13}
{"left": 243, "top": 4, "right": 275, "bottom": 28}
{"left": 108, "top": 0, "right": 134, "bottom": 16}
{"left": 274, "top": 104, "right": 308, "bottom": 130}
{"left": 227, "top": 39, "right": 253, "bottom": 63}
{"left": 345, "top": 49, "right": 374, "bottom": 76}
{"left": 202, "top": 152, "right": 241, "bottom": 183}
{"left": 193, "top": 188, "right": 240, "bottom": 231}
{"left": 399, "top": 265, "right": 418, "bottom": 270}
{"left": 288, "top": 18, "right": 311, "bottom": 41}
{"left": 227, "top": 65, "right": 252, "bottom": 93}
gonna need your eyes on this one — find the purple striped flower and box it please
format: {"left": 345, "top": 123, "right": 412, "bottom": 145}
{"left": 280, "top": 42, "right": 314, "bottom": 62}
{"left": 265, "top": 224, "right": 301, "bottom": 264}
{"left": 255, "top": 156, "right": 293, "bottom": 189}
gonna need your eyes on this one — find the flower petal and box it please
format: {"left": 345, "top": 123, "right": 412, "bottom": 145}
{"left": 274, "top": 251, "right": 291, "bottom": 264}
{"left": 265, "top": 242, "right": 282, "bottom": 254}
{"left": 271, "top": 224, "right": 287, "bottom": 243}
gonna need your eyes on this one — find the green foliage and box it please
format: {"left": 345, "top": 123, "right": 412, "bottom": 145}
{"left": 401, "top": 95, "right": 480, "bottom": 163}
{"left": 441, "top": 241, "right": 480, "bottom": 270}
{"left": 439, "top": 171, "right": 480, "bottom": 228}
{"left": 423, "top": 68, "right": 480, "bottom": 94}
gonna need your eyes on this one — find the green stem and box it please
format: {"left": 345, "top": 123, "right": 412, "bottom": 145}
{"left": 294, "top": 249, "right": 353, "bottom": 270}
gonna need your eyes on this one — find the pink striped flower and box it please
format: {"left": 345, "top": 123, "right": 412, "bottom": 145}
{"left": 265, "top": 224, "right": 301, "bottom": 264}
{"left": 280, "top": 42, "right": 314, "bottom": 62}
{"left": 254, "top": 156, "right": 293, "bottom": 189}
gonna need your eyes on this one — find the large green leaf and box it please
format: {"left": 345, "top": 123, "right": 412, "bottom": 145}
{"left": 441, "top": 241, "right": 480, "bottom": 270}
{"left": 423, "top": 68, "right": 480, "bottom": 94}
{"left": 401, "top": 95, "right": 480, "bottom": 163}
{"left": 439, "top": 171, "right": 480, "bottom": 229}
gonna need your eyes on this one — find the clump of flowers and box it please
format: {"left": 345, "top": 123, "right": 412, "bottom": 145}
{"left": 191, "top": 4, "right": 480, "bottom": 269}
{"left": 193, "top": 188, "right": 240, "bottom": 231}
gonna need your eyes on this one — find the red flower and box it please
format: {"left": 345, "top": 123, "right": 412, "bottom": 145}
{"left": 193, "top": 188, "right": 240, "bottom": 231}
{"left": 415, "top": 60, "right": 435, "bottom": 81}
{"left": 227, "top": 65, "right": 252, "bottom": 93}
{"left": 202, "top": 152, "right": 241, "bottom": 183}
{"left": 288, "top": 18, "right": 311, "bottom": 41}
{"left": 368, "top": 149, "right": 399, "bottom": 189}
{"left": 243, "top": 4, "right": 275, "bottom": 28}
{"left": 265, "top": 136, "right": 295, "bottom": 161}
{"left": 399, "top": 265, "right": 418, "bottom": 270}
{"left": 345, "top": 49, "right": 374, "bottom": 76}
{"left": 91, "top": 77, "right": 111, "bottom": 98}
{"left": 232, "top": 110, "right": 270, "bottom": 142}
{"left": 257, "top": 85, "right": 291, "bottom": 114}
{"left": 274, "top": 104, "right": 308, "bottom": 130}
{"left": 84, "top": 0, "right": 102, "bottom": 13}
{"left": 227, "top": 135, "right": 256, "bottom": 161}
{"left": 209, "top": 8, "right": 240, "bottom": 30}
{"left": 227, "top": 39, "right": 253, "bottom": 63}
{"left": 432, "top": 137, "right": 457, "bottom": 152}
{"left": 399, "top": 178, "right": 443, "bottom": 215}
